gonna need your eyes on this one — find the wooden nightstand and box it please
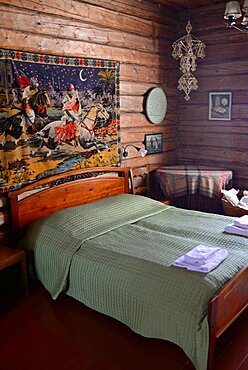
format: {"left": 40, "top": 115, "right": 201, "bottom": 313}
{"left": 0, "top": 246, "right": 29, "bottom": 297}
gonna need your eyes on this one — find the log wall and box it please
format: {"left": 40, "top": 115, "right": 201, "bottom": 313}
{"left": 0, "top": 0, "right": 179, "bottom": 243}
{"left": 178, "top": 4, "right": 248, "bottom": 190}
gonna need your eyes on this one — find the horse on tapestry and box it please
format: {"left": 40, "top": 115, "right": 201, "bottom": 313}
{"left": 0, "top": 89, "right": 50, "bottom": 146}
{"left": 28, "top": 89, "right": 51, "bottom": 127}
{"left": 37, "top": 103, "right": 110, "bottom": 156}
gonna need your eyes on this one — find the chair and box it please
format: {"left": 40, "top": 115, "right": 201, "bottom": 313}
{"left": 146, "top": 163, "right": 170, "bottom": 205}
{"left": 129, "top": 165, "right": 170, "bottom": 205}
{"left": 129, "top": 166, "right": 148, "bottom": 195}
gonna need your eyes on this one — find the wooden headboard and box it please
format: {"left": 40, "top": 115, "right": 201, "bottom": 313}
{"left": 8, "top": 167, "right": 129, "bottom": 241}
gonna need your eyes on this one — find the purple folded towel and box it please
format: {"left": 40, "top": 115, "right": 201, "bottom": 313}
{"left": 233, "top": 215, "right": 248, "bottom": 229}
{"left": 183, "top": 245, "right": 220, "bottom": 266}
{"left": 173, "top": 246, "right": 228, "bottom": 273}
{"left": 225, "top": 223, "right": 248, "bottom": 237}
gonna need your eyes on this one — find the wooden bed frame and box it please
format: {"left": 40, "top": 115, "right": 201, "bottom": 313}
{"left": 8, "top": 167, "right": 248, "bottom": 370}
{"left": 8, "top": 167, "right": 129, "bottom": 240}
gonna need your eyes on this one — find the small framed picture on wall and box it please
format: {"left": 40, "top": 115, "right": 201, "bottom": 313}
{"left": 145, "top": 133, "right": 163, "bottom": 154}
{"left": 209, "top": 92, "right": 232, "bottom": 121}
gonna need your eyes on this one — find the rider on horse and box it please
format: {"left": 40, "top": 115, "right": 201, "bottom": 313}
{"left": 17, "top": 75, "right": 40, "bottom": 133}
{"left": 55, "top": 83, "right": 82, "bottom": 143}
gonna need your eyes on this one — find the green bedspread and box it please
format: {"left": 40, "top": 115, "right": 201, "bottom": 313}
{"left": 21, "top": 194, "right": 248, "bottom": 370}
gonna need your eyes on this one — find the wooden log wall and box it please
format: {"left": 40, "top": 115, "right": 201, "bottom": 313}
{"left": 0, "top": 0, "right": 179, "bottom": 243}
{"left": 178, "top": 3, "right": 248, "bottom": 190}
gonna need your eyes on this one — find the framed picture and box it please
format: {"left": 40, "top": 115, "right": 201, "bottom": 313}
{"left": 144, "top": 133, "right": 163, "bottom": 154}
{"left": 209, "top": 92, "right": 232, "bottom": 121}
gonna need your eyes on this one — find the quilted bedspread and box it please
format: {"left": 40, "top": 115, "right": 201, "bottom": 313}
{"left": 21, "top": 194, "right": 248, "bottom": 370}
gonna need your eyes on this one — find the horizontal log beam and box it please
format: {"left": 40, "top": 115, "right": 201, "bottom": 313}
{"left": 120, "top": 95, "right": 178, "bottom": 114}
{"left": 178, "top": 147, "right": 248, "bottom": 166}
{"left": 119, "top": 141, "right": 177, "bottom": 160}
{"left": 178, "top": 133, "right": 248, "bottom": 150}
{"left": 179, "top": 91, "right": 248, "bottom": 106}
{"left": 179, "top": 124, "right": 248, "bottom": 135}
{"left": 1, "top": 0, "right": 174, "bottom": 37}
{"left": 121, "top": 113, "right": 178, "bottom": 128}
{"left": 122, "top": 151, "right": 178, "bottom": 168}
{"left": 179, "top": 104, "right": 248, "bottom": 121}
{"left": 0, "top": 6, "right": 163, "bottom": 54}
{"left": 121, "top": 126, "right": 178, "bottom": 143}
{"left": 0, "top": 29, "right": 169, "bottom": 67}
{"left": 120, "top": 64, "right": 177, "bottom": 84}
{"left": 77, "top": 0, "right": 176, "bottom": 25}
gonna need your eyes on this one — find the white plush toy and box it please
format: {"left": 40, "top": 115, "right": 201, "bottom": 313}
{"left": 221, "top": 188, "right": 240, "bottom": 206}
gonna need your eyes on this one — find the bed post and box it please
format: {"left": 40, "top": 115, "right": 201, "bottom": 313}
{"left": 207, "top": 265, "right": 248, "bottom": 370}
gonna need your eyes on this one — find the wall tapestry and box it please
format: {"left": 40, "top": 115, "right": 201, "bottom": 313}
{"left": 0, "top": 49, "right": 120, "bottom": 192}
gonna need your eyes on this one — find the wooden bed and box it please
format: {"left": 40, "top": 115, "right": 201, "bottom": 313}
{"left": 8, "top": 166, "right": 248, "bottom": 370}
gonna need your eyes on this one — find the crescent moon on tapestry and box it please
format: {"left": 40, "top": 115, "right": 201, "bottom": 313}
{"left": 79, "top": 69, "right": 87, "bottom": 82}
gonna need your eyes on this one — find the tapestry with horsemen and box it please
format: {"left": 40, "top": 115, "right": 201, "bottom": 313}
{"left": 0, "top": 49, "right": 121, "bottom": 191}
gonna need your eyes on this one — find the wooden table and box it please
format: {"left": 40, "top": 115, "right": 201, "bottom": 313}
{"left": 0, "top": 245, "right": 29, "bottom": 297}
{"left": 155, "top": 165, "right": 233, "bottom": 213}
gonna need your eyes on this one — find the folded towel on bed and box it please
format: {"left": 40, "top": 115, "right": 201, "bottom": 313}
{"left": 173, "top": 248, "right": 228, "bottom": 273}
{"left": 183, "top": 245, "right": 221, "bottom": 266}
{"left": 224, "top": 223, "right": 248, "bottom": 237}
{"left": 233, "top": 215, "right": 248, "bottom": 229}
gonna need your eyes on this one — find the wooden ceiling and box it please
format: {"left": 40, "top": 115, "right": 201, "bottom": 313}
{"left": 151, "top": 0, "right": 225, "bottom": 9}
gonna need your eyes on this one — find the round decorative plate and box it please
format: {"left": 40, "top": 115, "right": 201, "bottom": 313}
{"left": 145, "top": 87, "right": 167, "bottom": 124}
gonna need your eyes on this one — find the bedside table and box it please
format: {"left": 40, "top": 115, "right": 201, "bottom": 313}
{"left": 0, "top": 246, "right": 29, "bottom": 296}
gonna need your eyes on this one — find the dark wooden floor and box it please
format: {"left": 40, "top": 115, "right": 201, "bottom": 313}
{"left": 0, "top": 282, "right": 247, "bottom": 370}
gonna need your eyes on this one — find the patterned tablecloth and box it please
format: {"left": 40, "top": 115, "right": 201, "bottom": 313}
{"left": 156, "top": 165, "right": 233, "bottom": 199}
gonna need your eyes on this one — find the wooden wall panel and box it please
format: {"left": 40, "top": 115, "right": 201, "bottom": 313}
{"left": 1, "top": 0, "right": 174, "bottom": 37}
{"left": 0, "top": 0, "right": 179, "bottom": 240}
{"left": 178, "top": 4, "right": 248, "bottom": 189}
{"left": 0, "top": 7, "right": 160, "bottom": 53}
